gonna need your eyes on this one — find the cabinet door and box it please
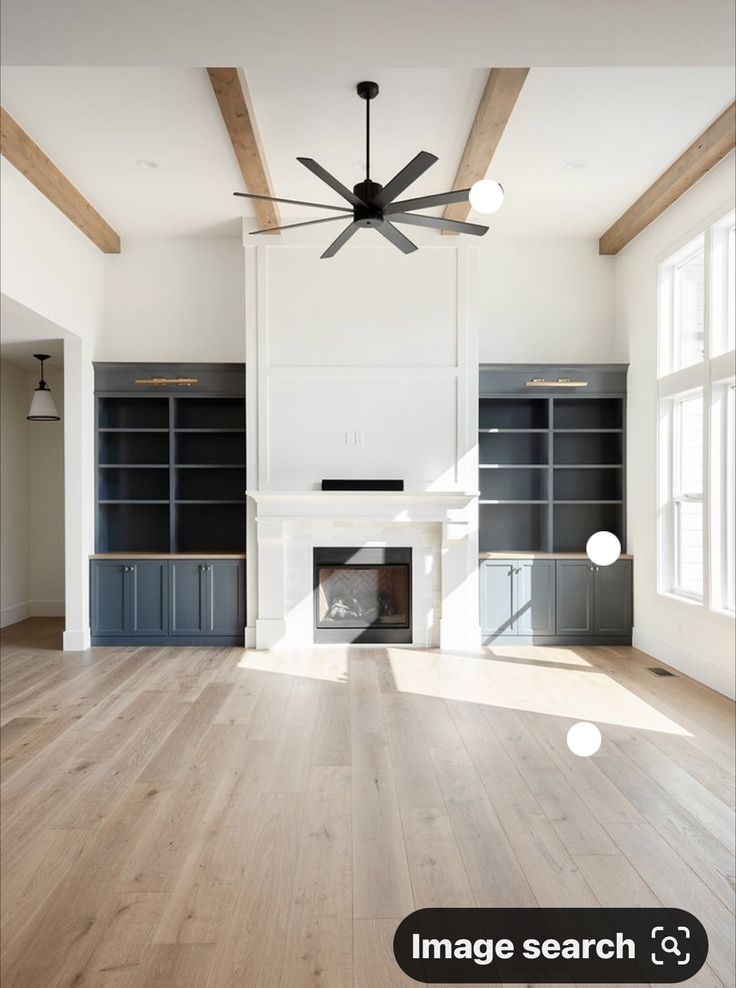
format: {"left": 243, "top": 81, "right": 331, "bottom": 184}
{"left": 555, "top": 560, "right": 595, "bottom": 635}
{"left": 480, "top": 561, "right": 515, "bottom": 637}
{"left": 205, "top": 560, "right": 245, "bottom": 635}
{"left": 169, "top": 561, "right": 207, "bottom": 635}
{"left": 515, "top": 560, "right": 556, "bottom": 636}
{"left": 129, "top": 562, "right": 168, "bottom": 636}
{"left": 91, "top": 561, "right": 129, "bottom": 635}
{"left": 594, "top": 560, "right": 632, "bottom": 635}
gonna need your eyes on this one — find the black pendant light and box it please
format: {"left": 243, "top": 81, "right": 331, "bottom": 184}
{"left": 27, "top": 354, "right": 60, "bottom": 422}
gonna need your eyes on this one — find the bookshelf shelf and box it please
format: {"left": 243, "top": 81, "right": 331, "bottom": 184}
{"left": 95, "top": 376, "right": 246, "bottom": 554}
{"left": 478, "top": 382, "right": 626, "bottom": 553}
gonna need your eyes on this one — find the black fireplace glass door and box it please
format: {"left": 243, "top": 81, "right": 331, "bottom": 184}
{"left": 313, "top": 547, "right": 412, "bottom": 644}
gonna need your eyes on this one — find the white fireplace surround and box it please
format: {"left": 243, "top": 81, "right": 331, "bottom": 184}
{"left": 243, "top": 239, "right": 481, "bottom": 650}
{"left": 249, "top": 491, "right": 479, "bottom": 650}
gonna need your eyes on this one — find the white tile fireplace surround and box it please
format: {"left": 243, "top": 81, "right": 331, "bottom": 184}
{"left": 248, "top": 491, "right": 478, "bottom": 650}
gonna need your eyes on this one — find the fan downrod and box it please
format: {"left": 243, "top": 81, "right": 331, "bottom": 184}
{"left": 356, "top": 81, "right": 379, "bottom": 101}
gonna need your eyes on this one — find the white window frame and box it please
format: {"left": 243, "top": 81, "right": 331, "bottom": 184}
{"left": 657, "top": 201, "right": 736, "bottom": 616}
{"left": 672, "top": 390, "right": 704, "bottom": 600}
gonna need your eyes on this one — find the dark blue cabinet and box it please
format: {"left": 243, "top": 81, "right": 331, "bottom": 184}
{"left": 594, "top": 560, "right": 632, "bottom": 635}
{"left": 91, "top": 557, "right": 244, "bottom": 645}
{"left": 555, "top": 558, "right": 632, "bottom": 639}
{"left": 481, "top": 559, "right": 555, "bottom": 640}
{"left": 207, "top": 560, "right": 246, "bottom": 635}
{"left": 91, "top": 561, "right": 129, "bottom": 636}
{"left": 481, "top": 556, "right": 631, "bottom": 644}
{"left": 480, "top": 561, "right": 516, "bottom": 637}
{"left": 130, "top": 562, "right": 168, "bottom": 636}
{"left": 91, "top": 560, "right": 167, "bottom": 638}
{"left": 555, "top": 560, "right": 595, "bottom": 635}
{"left": 515, "top": 560, "right": 556, "bottom": 636}
{"left": 170, "top": 561, "right": 209, "bottom": 636}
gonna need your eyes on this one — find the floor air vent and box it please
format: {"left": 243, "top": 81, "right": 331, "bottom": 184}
{"left": 648, "top": 667, "right": 676, "bottom": 677}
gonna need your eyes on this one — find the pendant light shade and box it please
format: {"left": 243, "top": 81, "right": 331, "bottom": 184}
{"left": 27, "top": 354, "right": 60, "bottom": 422}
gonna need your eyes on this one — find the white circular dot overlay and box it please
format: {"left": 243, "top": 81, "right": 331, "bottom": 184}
{"left": 469, "top": 179, "right": 504, "bottom": 214}
{"left": 566, "top": 721, "right": 602, "bottom": 757}
{"left": 586, "top": 530, "right": 622, "bottom": 567}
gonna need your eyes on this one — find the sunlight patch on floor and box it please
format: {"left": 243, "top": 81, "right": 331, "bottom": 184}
{"left": 237, "top": 647, "right": 348, "bottom": 683}
{"left": 387, "top": 648, "right": 691, "bottom": 735}
{"left": 484, "top": 645, "right": 595, "bottom": 667}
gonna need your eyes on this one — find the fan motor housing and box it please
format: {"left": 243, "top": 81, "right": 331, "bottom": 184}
{"left": 353, "top": 180, "right": 383, "bottom": 203}
{"left": 353, "top": 203, "right": 384, "bottom": 227}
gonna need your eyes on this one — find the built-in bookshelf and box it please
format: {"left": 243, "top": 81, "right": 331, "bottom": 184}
{"left": 478, "top": 368, "right": 626, "bottom": 553}
{"left": 96, "top": 388, "right": 245, "bottom": 554}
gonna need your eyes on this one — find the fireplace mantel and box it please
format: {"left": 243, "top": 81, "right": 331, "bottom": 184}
{"left": 248, "top": 490, "right": 477, "bottom": 521}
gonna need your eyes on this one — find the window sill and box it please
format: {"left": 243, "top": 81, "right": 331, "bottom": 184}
{"left": 657, "top": 590, "right": 704, "bottom": 608}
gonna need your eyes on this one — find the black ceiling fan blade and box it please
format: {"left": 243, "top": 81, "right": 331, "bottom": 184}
{"left": 383, "top": 188, "right": 471, "bottom": 215}
{"left": 371, "top": 151, "right": 438, "bottom": 210}
{"left": 375, "top": 221, "right": 418, "bottom": 254}
{"left": 321, "top": 222, "right": 361, "bottom": 259}
{"left": 388, "top": 212, "right": 489, "bottom": 236}
{"left": 250, "top": 215, "right": 353, "bottom": 235}
{"left": 233, "top": 192, "right": 351, "bottom": 213}
{"left": 297, "top": 157, "right": 364, "bottom": 207}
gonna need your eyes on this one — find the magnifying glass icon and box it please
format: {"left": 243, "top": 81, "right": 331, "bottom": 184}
{"left": 661, "top": 936, "right": 681, "bottom": 956}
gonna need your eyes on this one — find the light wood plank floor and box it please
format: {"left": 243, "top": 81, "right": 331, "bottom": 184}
{"left": 1, "top": 618, "right": 734, "bottom": 987}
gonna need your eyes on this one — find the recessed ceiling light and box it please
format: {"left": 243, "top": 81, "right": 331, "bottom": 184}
{"left": 137, "top": 158, "right": 158, "bottom": 170}
{"left": 563, "top": 160, "right": 585, "bottom": 171}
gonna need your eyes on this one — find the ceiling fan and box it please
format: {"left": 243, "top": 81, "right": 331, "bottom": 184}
{"left": 233, "top": 81, "right": 495, "bottom": 258}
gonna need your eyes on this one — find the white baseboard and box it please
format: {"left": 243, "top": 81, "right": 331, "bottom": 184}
{"left": 62, "top": 627, "right": 91, "bottom": 651}
{"left": 244, "top": 626, "right": 256, "bottom": 648}
{"left": 633, "top": 626, "right": 735, "bottom": 699}
{"left": 0, "top": 601, "right": 30, "bottom": 628}
{"left": 30, "top": 600, "right": 65, "bottom": 617}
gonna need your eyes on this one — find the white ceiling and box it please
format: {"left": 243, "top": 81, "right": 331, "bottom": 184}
{"left": 0, "top": 68, "right": 251, "bottom": 238}
{"left": 0, "top": 66, "right": 734, "bottom": 240}
{"left": 2, "top": 0, "right": 734, "bottom": 66}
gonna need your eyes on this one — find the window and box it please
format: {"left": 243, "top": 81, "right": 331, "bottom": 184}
{"left": 711, "top": 379, "right": 735, "bottom": 613}
{"left": 659, "top": 235, "right": 705, "bottom": 375}
{"left": 711, "top": 214, "right": 736, "bottom": 356}
{"left": 673, "top": 242, "right": 705, "bottom": 370}
{"left": 658, "top": 208, "right": 736, "bottom": 614}
{"left": 723, "top": 384, "right": 735, "bottom": 612}
{"left": 672, "top": 392, "right": 703, "bottom": 598}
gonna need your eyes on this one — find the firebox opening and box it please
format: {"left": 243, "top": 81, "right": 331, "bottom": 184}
{"left": 313, "top": 547, "right": 412, "bottom": 644}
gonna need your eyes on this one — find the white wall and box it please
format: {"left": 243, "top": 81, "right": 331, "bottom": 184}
{"left": 0, "top": 361, "right": 31, "bottom": 626}
{"left": 28, "top": 367, "right": 65, "bottom": 615}
{"left": 102, "top": 238, "right": 245, "bottom": 361}
{"left": 250, "top": 243, "right": 477, "bottom": 493}
{"left": 614, "top": 152, "right": 736, "bottom": 698}
{"left": 0, "top": 159, "right": 105, "bottom": 344}
{"left": 0, "top": 363, "right": 64, "bottom": 627}
{"left": 1, "top": 158, "right": 104, "bottom": 648}
{"left": 479, "top": 239, "right": 617, "bottom": 363}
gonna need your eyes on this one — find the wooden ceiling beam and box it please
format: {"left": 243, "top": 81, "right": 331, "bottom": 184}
{"left": 599, "top": 102, "right": 736, "bottom": 255}
{"left": 207, "top": 68, "right": 280, "bottom": 234}
{"left": 442, "top": 67, "right": 529, "bottom": 232}
{"left": 1, "top": 106, "right": 120, "bottom": 253}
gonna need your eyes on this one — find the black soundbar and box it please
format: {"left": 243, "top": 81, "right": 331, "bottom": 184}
{"left": 321, "top": 479, "right": 404, "bottom": 492}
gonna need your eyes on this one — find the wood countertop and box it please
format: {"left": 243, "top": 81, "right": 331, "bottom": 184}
{"left": 479, "top": 552, "right": 633, "bottom": 559}
{"left": 90, "top": 553, "right": 246, "bottom": 560}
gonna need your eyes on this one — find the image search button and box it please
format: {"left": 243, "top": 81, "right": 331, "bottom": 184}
{"left": 393, "top": 907, "right": 709, "bottom": 983}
